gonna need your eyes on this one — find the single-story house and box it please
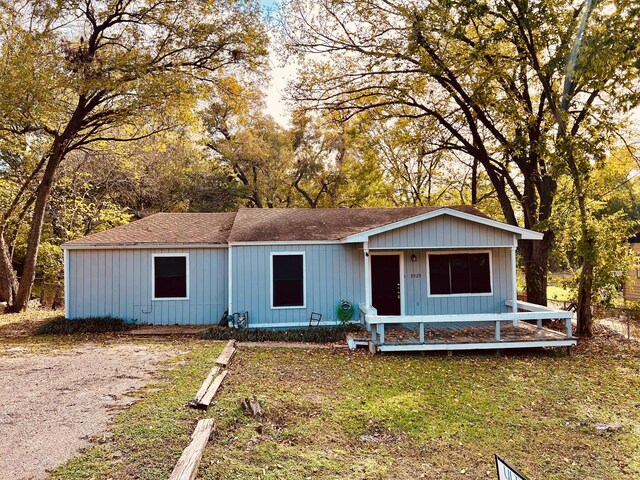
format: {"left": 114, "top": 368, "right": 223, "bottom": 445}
{"left": 62, "top": 206, "right": 575, "bottom": 352}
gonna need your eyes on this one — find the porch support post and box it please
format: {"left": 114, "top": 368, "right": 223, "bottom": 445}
{"left": 495, "top": 320, "right": 501, "bottom": 341}
{"left": 419, "top": 322, "right": 425, "bottom": 344}
{"left": 364, "top": 241, "right": 372, "bottom": 308}
{"left": 378, "top": 323, "right": 385, "bottom": 345}
{"left": 565, "top": 318, "right": 573, "bottom": 338}
{"left": 511, "top": 246, "right": 518, "bottom": 327}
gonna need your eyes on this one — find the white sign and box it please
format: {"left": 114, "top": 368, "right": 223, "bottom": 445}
{"left": 495, "top": 455, "right": 529, "bottom": 480}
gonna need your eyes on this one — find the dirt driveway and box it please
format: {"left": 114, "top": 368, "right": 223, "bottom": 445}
{"left": 0, "top": 342, "right": 179, "bottom": 480}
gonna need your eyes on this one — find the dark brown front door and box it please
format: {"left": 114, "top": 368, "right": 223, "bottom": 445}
{"left": 371, "top": 254, "right": 401, "bottom": 315}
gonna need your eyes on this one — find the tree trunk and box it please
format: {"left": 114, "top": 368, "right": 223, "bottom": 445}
{"left": 519, "top": 230, "right": 554, "bottom": 306}
{"left": 575, "top": 193, "right": 595, "bottom": 336}
{"left": 12, "top": 148, "right": 64, "bottom": 312}
{"left": 0, "top": 230, "right": 18, "bottom": 305}
{"left": 576, "top": 247, "right": 594, "bottom": 336}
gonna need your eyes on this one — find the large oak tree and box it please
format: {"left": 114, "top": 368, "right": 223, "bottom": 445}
{"left": 281, "top": 0, "right": 640, "bottom": 334}
{"left": 0, "top": 0, "right": 268, "bottom": 310}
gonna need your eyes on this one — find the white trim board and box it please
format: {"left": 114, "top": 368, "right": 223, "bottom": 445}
{"left": 247, "top": 321, "right": 355, "bottom": 329}
{"left": 63, "top": 248, "right": 70, "bottom": 318}
{"left": 270, "top": 251, "right": 307, "bottom": 310}
{"left": 369, "top": 244, "right": 515, "bottom": 250}
{"left": 229, "top": 240, "right": 341, "bottom": 246}
{"left": 343, "top": 207, "right": 543, "bottom": 243}
{"left": 228, "top": 245, "right": 233, "bottom": 314}
{"left": 62, "top": 243, "right": 228, "bottom": 250}
{"left": 151, "top": 253, "right": 190, "bottom": 301}
{"left": 377, "top": 339, "right": 576, "bottom": 352}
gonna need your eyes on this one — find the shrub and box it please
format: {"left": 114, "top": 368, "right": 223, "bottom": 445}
{"left": 36, "top": 316, "right": 136, "bottom": 335}
{"left": 200, "top": 324, "right": 361, "bottom": 343}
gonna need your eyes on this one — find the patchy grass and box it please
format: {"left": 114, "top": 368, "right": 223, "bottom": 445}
{"left": 36, "top": 316, "right": 135, "bottom": 335}
{"left": 52, "top": 336, "right": 640, "bottom": 480}
{"left": 50, "top": 342, "right": 226, "bottom": 480}
{"left": 0, "top": 308, "right": 65, "bottom": 341}
{"left": 201, "top": 325, "right": 361, "bottom": 343}
{"left": 0, "top": 307, "right": 62, "bottom": 329}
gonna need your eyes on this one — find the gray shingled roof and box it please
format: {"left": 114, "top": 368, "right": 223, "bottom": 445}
{"left": 62, "top": 206, "right": 490, "bottom": 246}
{"left": 63, "top": 212, "right": 237, "bottom": 246}
{"left": 227, "top": 206, "right": 487, "bottom": 242}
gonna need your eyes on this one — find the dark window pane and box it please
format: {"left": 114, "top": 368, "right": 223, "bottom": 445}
{"left": 273, "top": 255, "right": 304, "bottom": 306}
{"left": 154, "top": 256, "right": 187, "bottom": 298}
{"left": 429, "top": 254, "right": 451, "bottom": 294}
{"left": 429, "top": 253, "right": 491, "bottom": 295}
{"left": 450, "top": 254, "right": 471, "bottom": 294}
{"left": 469, "top": 253, "right": 491, "bottom": 293}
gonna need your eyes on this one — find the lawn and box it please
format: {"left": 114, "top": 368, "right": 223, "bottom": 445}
{"left": 51, "top": 336, "right": 640, "bottom": 480}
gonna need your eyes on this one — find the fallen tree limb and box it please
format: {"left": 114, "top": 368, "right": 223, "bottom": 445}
{"left": 241, "top": 395, "right": 263, "bottom": 417}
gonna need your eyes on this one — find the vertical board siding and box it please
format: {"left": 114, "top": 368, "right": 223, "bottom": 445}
{"left": 66, "top": 224, "right": 517, "bottom": 326}
{"left": 67, "top": 248, "right": 228, "bottom": 325}
{"left": 369, "top": 215, "right": 515, "bottom": 249}
{"left": 232, "top": 244, "right": 365, "bottom": 326}
{"left": 403, "top": 248, "right": 513, "bottom": 315}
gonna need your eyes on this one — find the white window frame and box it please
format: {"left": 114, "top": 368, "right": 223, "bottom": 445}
{"left": 270, "top": 251, "right": 306, "bottom": 309}
{"left": 426, "top": 249, "right": 493, "bottom": 298}
{"left": 151, "top": 253, "right": 190, "bottom": 301}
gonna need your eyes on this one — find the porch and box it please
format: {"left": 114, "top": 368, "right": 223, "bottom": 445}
{"left": 358, "top": 300, "right": 576, "bottom": 352}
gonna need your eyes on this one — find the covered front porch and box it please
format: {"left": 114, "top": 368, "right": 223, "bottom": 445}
{"left": 353, "top": 207, "right": 575, "bottom": 352}
{"left": 358, "top": 301, "right": 576, "bottom": 353}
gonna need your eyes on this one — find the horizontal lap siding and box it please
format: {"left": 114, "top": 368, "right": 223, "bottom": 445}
{"left": 232, "top": 244, "right": 364, "bottom": 326}
{"left": 369, "top": 216, "right": 515, "bottom": 249}
{"left": 67, "top": 248, "right": 227, "bottom": 325}
{"left": 403, "top": 248, "right": 512, "bottom": 315}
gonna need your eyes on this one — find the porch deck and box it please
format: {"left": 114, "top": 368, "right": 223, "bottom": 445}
{"left": 359, "top": 301, "right": 577, "bottom": 353}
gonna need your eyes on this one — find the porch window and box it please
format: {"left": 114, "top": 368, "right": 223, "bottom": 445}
{"left": 271, "top": 253, "right": 305, "bottom": 308}
{"left": 153, "top": 254, "right": 188, "bottom": 300}
{"left": 428, "top": 252, "right": 491, "bottom": 295}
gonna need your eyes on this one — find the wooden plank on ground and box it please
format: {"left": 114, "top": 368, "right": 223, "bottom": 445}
{"left": 197, "top": 369, "right": 228, "bottom": 409}
{"left": 215, "top": 340, "right": 236, "bottom": 367}
{"left": 169, "top": 418, "right": 214, "bottom": 480}
{"left": 189, "top": 365, "right": 221, "bottom": 408}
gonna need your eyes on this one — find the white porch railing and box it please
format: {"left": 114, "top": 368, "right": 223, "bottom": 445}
{"left": 359, "top": 300, "right": 575, "bottom": 346}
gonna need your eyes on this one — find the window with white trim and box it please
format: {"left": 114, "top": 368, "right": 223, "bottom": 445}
{"left": 272, "top": 253, "right": 305, "bottom": 308}
{"left": 428, "top": 252, "right": 491, "bottom": 295}
{"left": 153, "top": 254, "right": 188, "bottom": 299}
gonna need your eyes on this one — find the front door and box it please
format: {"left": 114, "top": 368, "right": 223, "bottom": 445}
{"left": 371, "top": 254, "right": 401, "bottom": 315}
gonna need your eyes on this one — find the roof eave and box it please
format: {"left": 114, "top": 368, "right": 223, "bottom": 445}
{"left": 342, "top": 207, "right": 544, "bottom": 243}
{"left": 61, "top": 242, "right": 229, "bottom": 250}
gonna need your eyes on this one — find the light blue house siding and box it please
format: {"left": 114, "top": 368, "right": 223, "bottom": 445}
{"left": 369, "top": 215, "right": 515, "bottom": 249}
{"left": 399, "top": 248, "right": 513, "bottom": 315}
{"left": 368, "top": 215, "right": 516, "bottom": 315}
{"left": 64, "top": 214, "right": 518, "bottom": 326}
{"left": 67, "top": 247, "right": 228, "bottom": 324}
{"left": 231, "top": 244, "right": 364, "bottom": 326}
